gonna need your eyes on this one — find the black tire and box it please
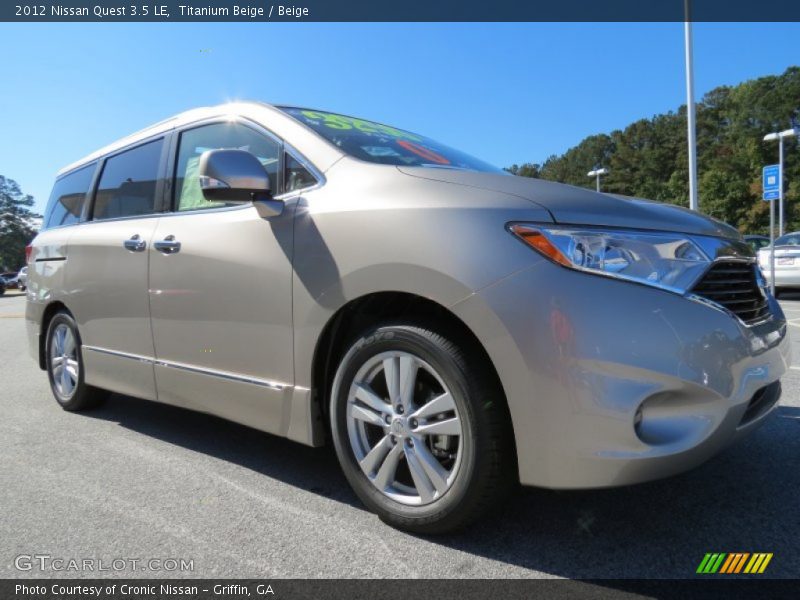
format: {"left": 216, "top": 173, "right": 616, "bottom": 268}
{"left": 45, "top": 311, "right": 108, "bottom": 411}
{"left": 330, "top": 323, "right": 516, "bottom": 534}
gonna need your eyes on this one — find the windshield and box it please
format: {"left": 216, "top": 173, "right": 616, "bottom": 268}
{"left": 280, "top": 107, "right": 503, "bottom": 173}
{"left": 774, "top": 233, "right": 800, "bottom": 247}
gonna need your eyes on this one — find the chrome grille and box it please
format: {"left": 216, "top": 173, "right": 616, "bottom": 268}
{"left": 691, "top": 261, "right": 770, "bottom": 325}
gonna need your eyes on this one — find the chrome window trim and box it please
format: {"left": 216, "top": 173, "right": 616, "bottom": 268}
{"left": 73, "top": 212, "right": 165, "bottom": 226}
{"left": 82, "top": 345, "right": 290, "bottom": 391}
{"left": 159, "top": 203, "right": 254, "bottom": 217}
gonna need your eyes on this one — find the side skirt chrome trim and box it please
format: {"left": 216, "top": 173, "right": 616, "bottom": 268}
{"left": 83, "top": 345, "right": 153, "bottom": 364}
{"left": 82, "top": 345, "right": 290, "bottom": 391}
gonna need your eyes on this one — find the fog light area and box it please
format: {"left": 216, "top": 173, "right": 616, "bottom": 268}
{"left": 633, "top": 391, "right": 718, "bottom": 447}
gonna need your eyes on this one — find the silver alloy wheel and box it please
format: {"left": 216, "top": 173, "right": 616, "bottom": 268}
{"left": 50, "top": 323, "right": 79, "bottom": 399}
{"left": 346, "top": 351, "right": 464, "bottom": 506}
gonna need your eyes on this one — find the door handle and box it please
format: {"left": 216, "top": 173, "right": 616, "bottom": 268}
{"left": 153, "top": 235, "right": 181, "bottom": 254}
{"left": 123, "top": 234, "right": 146, "bottom": 252}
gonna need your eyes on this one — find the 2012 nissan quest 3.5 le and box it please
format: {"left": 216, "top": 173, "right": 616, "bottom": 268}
{"left": 27, "top": 102, "right": 790, "bottom": 533}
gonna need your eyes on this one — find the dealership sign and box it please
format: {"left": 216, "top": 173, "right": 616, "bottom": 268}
{"left": 763, "top": 164, "right": 780, "bottom": 201}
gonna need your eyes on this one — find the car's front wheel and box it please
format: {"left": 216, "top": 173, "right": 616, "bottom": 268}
{"left": 45, "top": 311, "right": 108, "bottom": 411}
{"left": 330, "top": 323, "right": 515, "bottom": 534}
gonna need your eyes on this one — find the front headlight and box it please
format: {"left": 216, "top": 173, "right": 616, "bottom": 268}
{"left": 509, "top": 224, "right": 711, "bottom": 294}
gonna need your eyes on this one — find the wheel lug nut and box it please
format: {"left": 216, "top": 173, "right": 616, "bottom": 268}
{"left": 405, "top": 438, "right": 413, "bottom": 447}
{"left": 385, "top": 415, "right": 392, "bottom": 425}
{"left": 396, "top": 405, "right": 404, "bottom": 414}
{"left": 410, "top": 418, "right": 418, "bottom": 428}
{"left": 389, "top": 434, "right": 397, "bottom": 445}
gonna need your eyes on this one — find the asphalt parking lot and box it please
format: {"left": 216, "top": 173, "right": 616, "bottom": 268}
{"left": 1, "top": 291, "right": 799, "bottom": 580}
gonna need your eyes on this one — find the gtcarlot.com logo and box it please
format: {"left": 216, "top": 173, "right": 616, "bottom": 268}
{"left": 696, "top": 552, "right": 773, "bottom": 574}
{"left": 14, "top": 554, "right": 194, "bottom": 573}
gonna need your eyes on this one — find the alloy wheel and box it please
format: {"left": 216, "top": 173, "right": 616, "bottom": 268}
{"left": 50, "top": 323, "right": 79, "bottom": 399}
{"left": 345, "top": 351, "right": 464, "bottom": 505}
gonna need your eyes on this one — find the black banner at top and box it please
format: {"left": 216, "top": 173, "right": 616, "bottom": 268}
{"left": 3, "top": 0, "right": 800, "bottom": 22}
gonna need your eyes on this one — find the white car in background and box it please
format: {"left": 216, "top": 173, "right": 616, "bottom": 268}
{"left": 17, "top": 266, "right": 28, "bottom": 291}
{"left": 759, "top": 231, "right": 800, "bottom": 295}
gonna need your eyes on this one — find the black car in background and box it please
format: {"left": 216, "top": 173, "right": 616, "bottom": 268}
{"left": 744, "top": 235, "right": 771, "bottom": 252}
{"left": 1, "top": 271, "right": 19, "bottom": 290}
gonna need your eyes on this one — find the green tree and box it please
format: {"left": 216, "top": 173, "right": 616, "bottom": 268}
{"left": 506, "top": 163, "right": 541, "bottom": 178}
{"left": 511, "top": 66, "right": 800, "bottom": 233}
{"left": 0, "top": 175, "right": 40, "bottom": 270}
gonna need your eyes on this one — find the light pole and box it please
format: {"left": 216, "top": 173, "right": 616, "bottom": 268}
{"left": 684, "top": 0, "right": 699, "bottom": 211}
{"left": 763, "top": 127, "right": 798, "bottom": 237}
{"left": 587, "top": 167, "right": 608, "bottom": 193}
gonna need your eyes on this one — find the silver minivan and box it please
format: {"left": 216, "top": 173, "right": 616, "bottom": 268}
{"left": 27, "top": 102, "right": 790, "bottom": 533}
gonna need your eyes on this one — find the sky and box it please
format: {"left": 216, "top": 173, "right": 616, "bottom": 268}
{"left": 1, "top": 22, "right": 799, "bottom": 214}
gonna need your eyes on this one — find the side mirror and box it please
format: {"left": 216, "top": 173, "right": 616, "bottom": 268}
{"left": 198, "top": 149, "right": 273, "bottom": 203}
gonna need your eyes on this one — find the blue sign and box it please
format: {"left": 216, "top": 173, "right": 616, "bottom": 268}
{"left": 763, "top": 164, "right": 780, "bottom": 201}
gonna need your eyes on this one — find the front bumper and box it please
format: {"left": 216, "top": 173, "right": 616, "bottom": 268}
{"left": 451, "top": 259, "right": 790, "bottom": 489}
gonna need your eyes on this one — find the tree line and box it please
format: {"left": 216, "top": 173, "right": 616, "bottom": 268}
{"left": 0, "top": 175, "right": 39, "bottom": 271}
{"left": 507, "top": 66, "right": 800, "bottom": 234}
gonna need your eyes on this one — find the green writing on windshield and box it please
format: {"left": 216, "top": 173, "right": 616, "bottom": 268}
{"left": 300, "top": 110, "right": 422, "bottom": 141}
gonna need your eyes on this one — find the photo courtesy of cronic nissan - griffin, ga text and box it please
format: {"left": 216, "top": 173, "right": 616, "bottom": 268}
{"left": 26, "top": 102, "right": 790, "bottom": 533}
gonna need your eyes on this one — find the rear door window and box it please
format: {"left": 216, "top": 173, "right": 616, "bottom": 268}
{"left": 44, "top": 164, "right": 95, "bottom": 229}
{"left": 93, "top": 139, "right": 164, "bottom": 220}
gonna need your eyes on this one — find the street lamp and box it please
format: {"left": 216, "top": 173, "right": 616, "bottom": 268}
{"left": 763, "top": 127, "right": 798, "bottom": 237}
{"left": 587, "top": 167, "right": 608, "bottom": 193}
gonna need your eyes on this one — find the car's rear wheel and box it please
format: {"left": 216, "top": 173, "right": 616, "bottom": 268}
{"left": 330, "top": 323, "right": 515, "bottom": 534}
{"left": 45, "top": 311, "right": 108, "bottom": 411}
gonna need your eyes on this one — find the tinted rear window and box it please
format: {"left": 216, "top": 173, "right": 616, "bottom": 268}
{"left": 44, "top": 164, "right": 95, "bottom": 229}
{"left": 775, "top": 234, "right": 800, "bottom": 247}
{"left": 280, "top": 107, "right": 502, "bottom": 173}
{"left": 93, "top": 139, "right": 163, "bottom": 221}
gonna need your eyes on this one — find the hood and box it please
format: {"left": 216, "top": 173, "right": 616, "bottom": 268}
{"left": 397, "top": 167, "right": 740, "bottom": 240}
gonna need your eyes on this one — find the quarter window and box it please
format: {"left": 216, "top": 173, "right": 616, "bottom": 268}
{"left": 44, "top": 164, "right": 95, "bottom": 229}
{"left": 93, "top": 139, "right": 164, "bottom": 220}
{"left": 174, "top": 123, "right": 281, "bottom": 212}
{"left": 284, "top": 153, "right": 318, "bottom": 193}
